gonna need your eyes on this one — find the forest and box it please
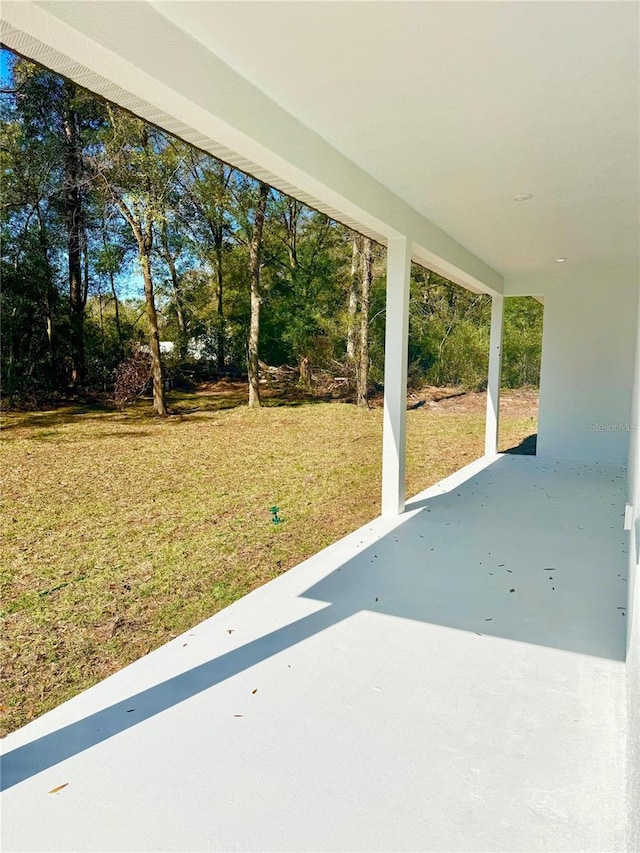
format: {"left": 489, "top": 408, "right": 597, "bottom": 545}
{"left": 1, "top": 49, "right": 543, "bottom": 412}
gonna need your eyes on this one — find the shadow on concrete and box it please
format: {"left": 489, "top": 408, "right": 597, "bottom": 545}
{"left": 0, "top": 605, "right": 346, "bottom": 791}
{"left": 503, "top": 432, "right": 537, "bottom": 455}
{"left": 1, "top": 455, "right": 628, "bottom": 790}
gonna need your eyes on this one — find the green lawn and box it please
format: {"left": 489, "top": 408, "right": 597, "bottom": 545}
{"left": 0, "top": 388, "right": 536, "bottom": 735}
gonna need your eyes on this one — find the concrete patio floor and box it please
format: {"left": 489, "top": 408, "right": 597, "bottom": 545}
{"left": 1, "top": 455, "right": 630, "bottom": 852}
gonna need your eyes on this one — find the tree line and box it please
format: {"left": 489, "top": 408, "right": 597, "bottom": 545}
{"left": 0, "top": 50, "right": 543, "bottom": 413}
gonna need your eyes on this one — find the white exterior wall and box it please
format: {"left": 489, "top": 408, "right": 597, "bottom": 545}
{"left": 505, "top": 275, "right": 638, "bottom": 465}
{"left": 505, "top": 274, "right": 639, "bottom": 843}
{"left": 626, "top": 283, "right": 640, "bottom": 850}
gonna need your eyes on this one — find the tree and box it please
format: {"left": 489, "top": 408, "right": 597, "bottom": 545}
{"left": 10, "top": 59, "right": 106, "bottom": 390}
{"left": 357, "top": 238, "right": 373, "bottom": 407}
{"left": 99, "top": 109, "right": 169, "bottom": 415}
{"left": 61, "top": 81, "right": 87, "bottom": 388}
{"left": 405, "top": 263, "right": 491, "bottom": 389}
{"left": 1, "top": 61, "right": 64, "bottom": 399}
{"left": 247, "top": 182, "right": 269, "bottom": 407}
{"left": 346, "top": 236, "right": 359, "bottom": 365}
{"left": 158, "top": 216, "right": 188, "bottom": 360}
{"left": 175, "top": 146, "right": 234, "bottom": 370}
{"left": 502, "top": 297, "right": 543, "bottom": 388}
{"left": 94, "top": 211, "right": 127, "bottom": 361}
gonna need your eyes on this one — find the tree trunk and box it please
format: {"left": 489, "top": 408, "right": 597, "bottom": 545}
{"left": 346, "top": 236, "right": 359, "bottom": 364}
{"left": 63, "top": 88, "right": 85, "bottom": 390}
{"left": 109, "top": 267, "right": 125, "bottom": 361}
{"left": 215, "top": 237, "right": 225, "bottom": 371}
{"left": 81, "top": 223, "right": 90, "bottom": 377}
{"left": 102, "top": 225, "right": 125, "bottom": 361}
{"left": 247, "top": 182, "right": 269, "bottom": 408}
{"left": 284, "top": 198, "right": 300, "bottom": 271}
{"left": 97, "top": 287, "right": 107, "bottom": 390}
{"left": 357, "top": 237, "right": 372, "bottom": 408}
{"left": 36, "top": 202, "right": 55, "bottom": 358}
{"left": 82, "top": 223, "right": 90, "bottom": 306}
{"left": 105, "top": 118, "right": 167, "bottom": 414}
{"left": 139, "top": 252, "right": 168, "bottom": 416}
{"left": 160, "top": 221, "right": 188, "bottom": 359}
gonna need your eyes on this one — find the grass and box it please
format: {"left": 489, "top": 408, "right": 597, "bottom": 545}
{"left": 0, "top": 387, "right": 537, "bottom": 735}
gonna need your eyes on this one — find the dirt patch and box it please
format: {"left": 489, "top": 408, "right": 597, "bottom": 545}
{"left": 190, "top": 380, "right": 540, "bottom": 420}
{"left": 407, "top": 385, "right": 538, "bottom": 418}
{"left": 186, "top": 378, "right": 317, "bottom": 409}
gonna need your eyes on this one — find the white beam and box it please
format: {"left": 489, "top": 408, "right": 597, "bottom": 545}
{"left": 485, "top": 294, "right": 504, "bottom": 456}
{"left": 382, "top": 238, "right": 412, "bottom": 516}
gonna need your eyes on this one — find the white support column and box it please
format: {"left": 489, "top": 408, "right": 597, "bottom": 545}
{"left": 381, "top": 236, "right": 411, "bottom": 516}
{"left": 485, "top": 294, "right": 504, "bottom": 457}
{"left": 628, "top": 284, "right": 640, "bottom": 515}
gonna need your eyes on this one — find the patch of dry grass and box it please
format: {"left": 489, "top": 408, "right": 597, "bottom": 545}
{"left": 0, "top": 388, "right": 536, "bottom": 735}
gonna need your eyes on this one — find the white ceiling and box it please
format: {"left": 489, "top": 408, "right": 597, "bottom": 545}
{"left": 152, "top": 0, "right": 639, "bottom": 278}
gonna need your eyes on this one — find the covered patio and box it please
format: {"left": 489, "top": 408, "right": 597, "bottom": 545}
{"left": 1, "top": 1, "right": 639, "bottom": 849}
{"left": 1, "top": 455, "right": 629, "bottom": 850}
